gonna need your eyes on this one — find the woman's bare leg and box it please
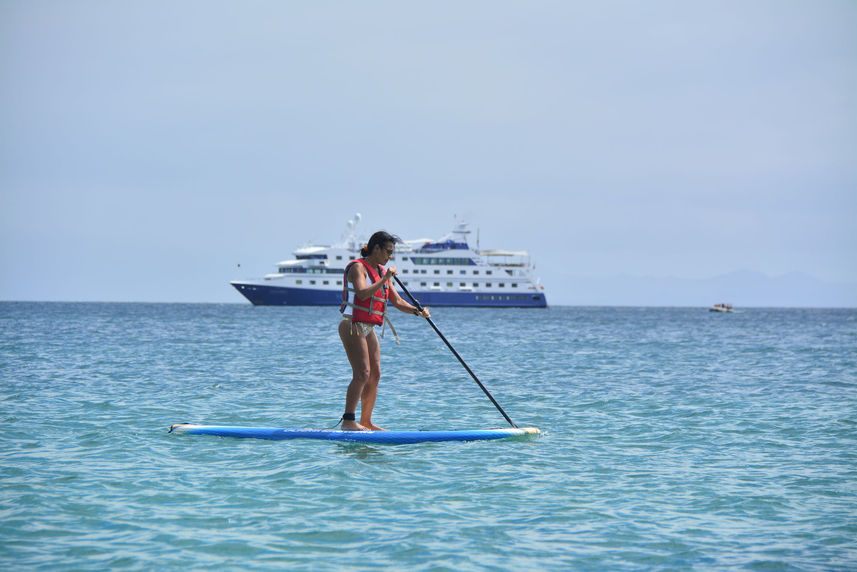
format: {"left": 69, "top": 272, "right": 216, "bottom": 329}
{"left": 339, "top": 320, "right": 370, "bottom": 431}
{"left": 359, "top": 332, "right": 385, "bottom": 431}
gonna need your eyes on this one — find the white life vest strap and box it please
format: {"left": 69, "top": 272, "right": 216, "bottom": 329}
{"left": 344, "top": 287, "right": 387, "bottom": 316}
{"left": 341, "top": 290, "right": 400, "bottom": 345}
{"left": 383, "top": 314, "right": 400, "bottom": 345}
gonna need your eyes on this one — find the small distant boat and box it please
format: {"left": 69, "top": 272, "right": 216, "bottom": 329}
{"left": 709, "top": 303, "right": 734, "bottom": 313}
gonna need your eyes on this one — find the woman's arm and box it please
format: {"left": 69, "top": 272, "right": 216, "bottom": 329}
{"left": 388, "top": 286, "right": 431, "bottom": 318}
{"left": 349, "top": 264, "right": 396, "bottom": 301}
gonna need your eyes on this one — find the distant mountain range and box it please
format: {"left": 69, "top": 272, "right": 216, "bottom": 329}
{"left": 558, "top": 270, "right": 857, "bottom": 308}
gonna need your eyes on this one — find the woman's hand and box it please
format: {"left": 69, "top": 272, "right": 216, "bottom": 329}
{"left": 384, "top": 266, "right": 397, "bottom": 281}
{"left": 415, "top": 306, "right": 430, "bottom": 319}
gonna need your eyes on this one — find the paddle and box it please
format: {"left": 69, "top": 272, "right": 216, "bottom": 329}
{"left": 394, "top": 275, "right": 519, "bottom": 428}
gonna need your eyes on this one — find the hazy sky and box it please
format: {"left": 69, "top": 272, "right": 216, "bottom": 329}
{"left": 1, "top": 1, "right": 855, "bottom": 305}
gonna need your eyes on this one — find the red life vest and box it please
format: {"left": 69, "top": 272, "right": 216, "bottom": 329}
{"left": 340, "top": 259, "right": 389, "bottom": 325}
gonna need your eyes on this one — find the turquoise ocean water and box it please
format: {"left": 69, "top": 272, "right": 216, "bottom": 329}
{"left": 1, "top": 302, "right": 856, "bottom": 570}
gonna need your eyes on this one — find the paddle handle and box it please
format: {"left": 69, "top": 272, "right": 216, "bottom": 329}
{"left": 394, "top": 275, "right": 518, "bottom": 428}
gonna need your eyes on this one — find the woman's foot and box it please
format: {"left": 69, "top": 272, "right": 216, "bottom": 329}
{"left": 362, "top": 422, "right": 387, "bottom": 431}
{"left": 341, "top": 420, "right": 368, "bottom": 431}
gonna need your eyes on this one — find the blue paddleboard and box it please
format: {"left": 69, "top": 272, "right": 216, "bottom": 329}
{"left": 169, "top": 423, "right": 540, "bottom": 444}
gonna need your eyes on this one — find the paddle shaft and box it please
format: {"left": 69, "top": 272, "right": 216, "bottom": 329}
{"left": 394, "top": 275, "right": 518, "bottom": 428}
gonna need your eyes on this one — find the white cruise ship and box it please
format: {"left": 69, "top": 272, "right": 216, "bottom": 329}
{"left": 231, "top": 214, "right": 547, "bottom": 308}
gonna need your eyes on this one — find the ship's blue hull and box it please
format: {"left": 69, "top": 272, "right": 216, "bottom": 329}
{"left": 231, "top": 282, "right": 547, "bottom": 308}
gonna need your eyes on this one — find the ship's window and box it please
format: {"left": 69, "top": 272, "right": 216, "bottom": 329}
{"left": 411, "top": 257, "right": 472, "bottom": 266}
{"left": 401, "top": 257, "right": 408, "bottom": 261}
{"left": 323, "top": 280, "right": 329, "bottom": 285}
{"left": 460, "top": 270, "right": 466, "bottom": 275}
{"left": 296, "top": 280, "right": 303, "bottom": 285}
{"left": 421, "top": 282, "right": 427, "bottom": 287}
{"left": 487, "top": 270, "right": 493, "bottom": 275}
{"left": 336, "top": 280, "right": 342, "bottom": 285}
{"left": 336, "top": 256, "right": 343, "bottom": 260}
{"left": 473, "top": 282, "right": 478, "bottom": 287}
{"left": 486, "top": 283, "right": 492, "bottom": 287}
{"left": 434, "top": 270, "right": 440, "bottom": 275}
{"left": 447, "top": 270, "right": 453, "bottom": 275}
{"left": 433, "top": 282, "right": 440, "bottom": 287}
{"left": 421, "top": 270, "right": 427, "bottom": 274}
{"left": 446, "top": 282, "right": 453, "bottom": 287}
{"left": 310, "top": 280, "right": 316, "bottom": 285}
{"left": 512, "top": 283, "right": 518, "bottom": 288}
{"left": 499, "top": 283, "right": 505, "bottom": 288}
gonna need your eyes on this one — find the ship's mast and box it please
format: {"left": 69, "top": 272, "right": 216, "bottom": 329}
{"left": 340, "top": 212, "right": 362, "bottom": 252}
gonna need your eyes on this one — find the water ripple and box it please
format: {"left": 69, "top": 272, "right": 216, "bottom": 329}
{"left": 1, "top": 304, "right": 856, "bottom": 569}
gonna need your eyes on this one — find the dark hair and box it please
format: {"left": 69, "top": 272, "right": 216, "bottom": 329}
{"left": 361, "top": 230, "right": 400, "bottom": 257}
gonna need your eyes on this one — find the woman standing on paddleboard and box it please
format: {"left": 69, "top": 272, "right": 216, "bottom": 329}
{"left": 339, "top": 231, "right": 430, "bottom": 431}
